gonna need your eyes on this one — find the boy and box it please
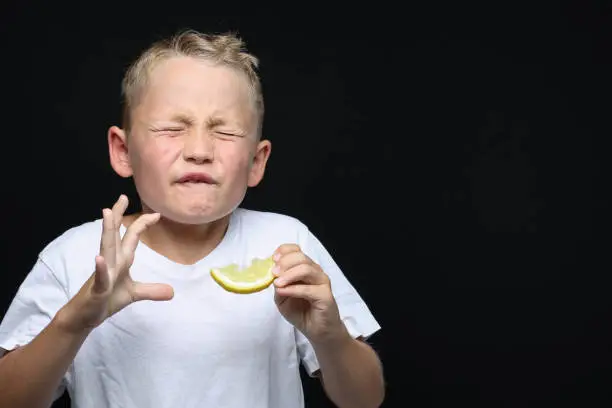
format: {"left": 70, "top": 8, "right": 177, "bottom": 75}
{"left": 0, "top": 29, "right": 384, "bottom": 408}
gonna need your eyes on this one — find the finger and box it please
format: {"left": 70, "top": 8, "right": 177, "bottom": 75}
{"left": 111, "top": 195, "right": 129, "bottom": 242}
{"left": 274, "top": 284, "right": 320, "bottom": 303}
{"left": 131, "top": 282, "right": 174, "bottom": 302}
{"left": 274, "top": 264, "right": 326, "bottom": 287}
{"left": 100, "top": 208, "right": 117, "bottom": 269}
{"left": 92, "top": 255, "right": 111, "bottom": 294}
{"left": 273, "top": 250, "right": 312, "bottom": 275}
{"left": 273, "top": 244, "right": 301, "bottom": 260}
{"left": 121, "top": 213, "right": 161, "bottom": 255}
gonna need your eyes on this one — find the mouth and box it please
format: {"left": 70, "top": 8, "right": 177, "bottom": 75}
{"left": 177, "top": 172, "right": 217, "bottom": 185}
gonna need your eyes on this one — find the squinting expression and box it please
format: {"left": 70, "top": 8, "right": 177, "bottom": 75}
{"left": 125, "top": 56, "right": 265, "bottom": 224}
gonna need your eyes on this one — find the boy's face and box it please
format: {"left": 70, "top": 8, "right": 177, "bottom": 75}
{"left": 108, "top": 56, "right": 270, "bottom": 224}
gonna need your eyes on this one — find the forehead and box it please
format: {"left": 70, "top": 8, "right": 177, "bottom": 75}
{"left": 135, "top": 56, "right": 256, "bottom": 125}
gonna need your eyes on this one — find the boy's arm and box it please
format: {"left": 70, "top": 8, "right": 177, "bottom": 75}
{"left": 313, "top": 333, "right": 385, "bottom": 408}
{"left": 0, "top": 197, "right": 173, "bottom": 408}
{"left": 0, "top": 310, "right": 92, "bottom": 408}
{"left": 273, "top": 242, "right": 384, "bottom": 408}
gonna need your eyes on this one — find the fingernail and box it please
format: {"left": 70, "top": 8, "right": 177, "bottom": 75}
{"left": 274, "top": 277, "right": 284, "bottom": 286}
{"left": 272, "top": 266, "right": 280, "bottom": 276}
{"left": 273, "top": 253, "right": 280, "bottom": 261}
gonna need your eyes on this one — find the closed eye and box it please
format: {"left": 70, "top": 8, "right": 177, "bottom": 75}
{"left": 216, "top": 131, "right": 245, "bottom": 138}
{"left": 150, "top": 127, "right": 185, "bottom": 137}
{"left": 150, "top": 127, "right": 184, "bottom": 132}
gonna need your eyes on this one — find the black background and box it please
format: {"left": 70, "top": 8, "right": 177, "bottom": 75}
{"left": 1, "top": 1, "right": 611, "bottom": 407}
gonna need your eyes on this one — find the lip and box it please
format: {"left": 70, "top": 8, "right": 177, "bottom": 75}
{"left": 176, "top": 172, "right": 217, "bottom": 184}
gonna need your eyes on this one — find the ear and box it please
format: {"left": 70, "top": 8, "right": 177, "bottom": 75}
{"left": 247, "top": 139, "right": 272, "bottom": 187}
{"left": 108, "top": 126, "right": 133, "bottom": 178}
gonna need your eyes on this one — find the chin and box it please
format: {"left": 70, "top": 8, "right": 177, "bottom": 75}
{"left": 141, "top": 189, "right": 246, "bottom": 226}
{"left": 161, "top": 200, "right": 241, "bottom": 226}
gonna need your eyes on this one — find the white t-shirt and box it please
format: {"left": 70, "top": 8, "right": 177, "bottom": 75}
{"left": 0, "top": 208, "right": 380, "bottom": 408}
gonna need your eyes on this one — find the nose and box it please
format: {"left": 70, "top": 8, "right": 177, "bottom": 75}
{"left": 182, "top": 131, "right": 214, "bottom": 164}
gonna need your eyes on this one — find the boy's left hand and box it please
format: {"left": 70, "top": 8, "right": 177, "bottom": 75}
{"left": 272, "top": 244, "right": 348, "bottom": 345}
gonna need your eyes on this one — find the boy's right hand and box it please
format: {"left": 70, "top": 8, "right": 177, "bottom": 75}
{"left": 57, "top": 195, "right": 174, "bottom": 333}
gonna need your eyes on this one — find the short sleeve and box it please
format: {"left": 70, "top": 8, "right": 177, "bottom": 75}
{"left": 0, "top": 257, "right": 71, "bottom": 399}
{"left": 295, "top": 228, "right": 381, "bottom": 376}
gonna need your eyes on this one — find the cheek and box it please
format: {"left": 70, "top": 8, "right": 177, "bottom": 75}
{"left": 132, "top": 139, "right": 179, "bottom": 178}
{"left": 221, "top": 148, "right": 252, "bottom": 179}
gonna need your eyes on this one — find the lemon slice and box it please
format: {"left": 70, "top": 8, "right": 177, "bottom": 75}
{"left": 210, "top": 257, "right": 275, "bottom": 294}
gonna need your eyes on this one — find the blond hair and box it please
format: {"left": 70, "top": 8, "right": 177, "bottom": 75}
{"left": 120, "top": 29, "right": 264, "bottom": 138}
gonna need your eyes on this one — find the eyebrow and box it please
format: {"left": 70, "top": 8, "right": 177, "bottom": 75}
{"left": 206, "top": 116, "right": 226, "bottom": 128}
{"left": 166, "top": 114, "right": 225, "bottom": 128}
{"left": 169, "top": 113, "right": 196, "bottom": 126}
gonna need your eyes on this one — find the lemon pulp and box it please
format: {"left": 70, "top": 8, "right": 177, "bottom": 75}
{"left": 210, "top": 257, "right": 275, "bottom": 294}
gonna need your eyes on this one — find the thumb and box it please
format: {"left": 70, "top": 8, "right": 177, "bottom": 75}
{"left": 274, "top": 288, "right": 289, "bottom": 307}
{"left": 131, "top": 282, "right": 175, "bottom": 302}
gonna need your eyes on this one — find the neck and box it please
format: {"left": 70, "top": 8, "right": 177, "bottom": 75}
{"left": 123, "top": 209, "right": 231, "bottom": 265}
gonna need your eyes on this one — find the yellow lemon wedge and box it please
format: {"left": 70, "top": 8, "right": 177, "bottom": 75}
{"left": 210, "top": 257, "right": 275, "bottom": 294}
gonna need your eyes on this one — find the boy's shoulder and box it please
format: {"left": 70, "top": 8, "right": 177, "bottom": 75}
{"left": 233, "top": 208, "right": 317, "bottom": 244}
{"left": 234, "top": 207, "right": 308, "bottom": 231}
{"left": 39, "top": 218, "right": 103, "bottom": 261}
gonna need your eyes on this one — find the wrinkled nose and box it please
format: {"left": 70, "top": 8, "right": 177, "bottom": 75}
{"left": 183, "top": 133, "right": 214, "bottom": 163}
